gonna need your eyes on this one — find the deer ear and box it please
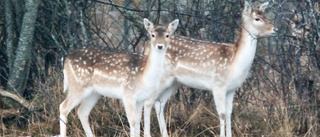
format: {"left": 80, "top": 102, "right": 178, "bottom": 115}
{"left": 168, "top": 19, "right": 179, "bottom": 35}
{"left": 143, "top": 18, "right": 154, "bottom": 34}
{"left": 243, "top": 1, "right": 252, "bottom": 16}
{"left": 258, "top": 2, "right": 269, "bottom": 12}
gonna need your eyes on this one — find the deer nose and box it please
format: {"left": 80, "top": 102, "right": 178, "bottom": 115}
{"left": 273, "top": 28, "right": 278, "bottom": 33}
{"left": 157, "top": 45, "right": 164, "bottom": 50}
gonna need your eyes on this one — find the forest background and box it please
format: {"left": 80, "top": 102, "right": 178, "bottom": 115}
{"left": 0, "top": 0, "right": 319, "bottom": 136}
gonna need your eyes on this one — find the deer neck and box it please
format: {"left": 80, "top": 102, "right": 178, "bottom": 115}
{"left": 142, "top": 46, "right": 166, "bottom": 83}
{"left": 231, "top": 27, "right": 258, "bottom": 73}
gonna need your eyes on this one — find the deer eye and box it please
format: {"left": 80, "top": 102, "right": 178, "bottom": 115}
{"left": 255, "top": 18, "right": 261, "bottom": 21}
{"left": 165, "top": 34, "right": 169, "bottom": 38}
{"left": 151, "top": 34, "right": 155, "bottom": 37}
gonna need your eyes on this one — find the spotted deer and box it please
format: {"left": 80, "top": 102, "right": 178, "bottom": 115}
{"left": 143, "top": 1, "right": 277, "bottom": 137}
{"left": 59, "top": 18, "right": 179, "bottom": 137}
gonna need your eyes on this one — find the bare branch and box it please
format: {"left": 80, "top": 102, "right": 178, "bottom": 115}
{"left": 0, "top": 89, "right": 34, "bottom": 110}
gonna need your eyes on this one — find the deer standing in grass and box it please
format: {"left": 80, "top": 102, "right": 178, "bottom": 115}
{"left": 143, "top": 1, "right": 277, "bottom": 137}
{"left": 59, "top": 18, "right": 179, "bottom": 137}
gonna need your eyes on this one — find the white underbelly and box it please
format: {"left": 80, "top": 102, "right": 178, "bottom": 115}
{"left": 93, "top": 85, "right": 124, "bottom": 99}
{"left": 176, "top": 75, "right": 212, "bottom": 90}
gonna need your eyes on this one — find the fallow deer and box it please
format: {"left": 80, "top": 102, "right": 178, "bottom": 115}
{"left": 59, "top": 18, "right": 179, "bottom": 137}
{"left": 143, "top": 1, "right": 277, "bottom": 137}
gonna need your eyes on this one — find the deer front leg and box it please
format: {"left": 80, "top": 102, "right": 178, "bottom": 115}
{"left": 155, "top": 84, "right": 179, "bottom": 137}
{"left": 226, "top": 91, "right": 235, "bottom": 137}
{"left": 144, "top": 96, "right": 156, "bottom": 137}
{"left": 212, "top": 87, "right": 227, "bottom": 137}
{"left": 124, "top": 98, "right": 141, "bottom": 137}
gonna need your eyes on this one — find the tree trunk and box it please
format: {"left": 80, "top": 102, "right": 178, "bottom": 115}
{"left": 4, "top": 0, "right": 15, "bottom": 70}
{"left": 4, "top": 0, "right": 39, "bottom": 108}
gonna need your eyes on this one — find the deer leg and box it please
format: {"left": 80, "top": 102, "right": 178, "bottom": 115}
{"left": 123, "top": 98, "right": 140, "bottom": 137}
{"left": 226, "top": 91, "right": 235, "bottom": 137}
{"left": 144, "top": 79, "right": 176, "bottom": 137}
{"left": 77, "top": 92, "right": 101, "bottom": 137}
{"left": 135, "top": 101, "right": 144, "bottom": 136}
{"left": 144, "top": 96, "right": 156, "bottom": 137}
{"left": 144, "top": 90, "right": 166, "bottom": 137}
{"left": 213, "top": 87, "right": 227, "bottom": 137}
{"left": 59, "top": 92, "right": 85, "bottom": 137}
{"left": 155, "top": 84, "right": 179, "bottom": 137}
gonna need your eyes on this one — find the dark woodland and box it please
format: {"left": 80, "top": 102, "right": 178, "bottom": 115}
{"left": 0, "top": 0, "right": 319, "bottom": 136}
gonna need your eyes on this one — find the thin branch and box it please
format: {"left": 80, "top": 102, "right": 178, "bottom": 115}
{"left": 93, "top": 0, "right": 222, "bottom": 22}
{"left": 0, "top": 89, "right": 34, "bottom": 110}
{"left": 80, "top": 8, "right": 88, "bottom": 45}
{"left": 307, "top": 0, "right": 320, "bottom": 39}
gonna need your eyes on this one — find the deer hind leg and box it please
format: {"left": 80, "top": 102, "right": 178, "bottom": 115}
{"left": 59, "top": 87, "right": 90, "bottom": 137}
{"left": 77, "top": 92, "right": 101, "bottom": 137}
{"left": 212, "top": 87, "right": 227, "bottom": 137}
{"left": 59, "top": 91, "right": 86, "bottom": 137}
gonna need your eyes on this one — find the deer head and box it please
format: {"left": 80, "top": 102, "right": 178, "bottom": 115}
{"left": 242, "top": 1, "right": 277, "bottom": 37}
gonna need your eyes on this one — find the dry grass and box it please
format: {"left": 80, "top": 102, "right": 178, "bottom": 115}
{"left": 1, "top": 61, "right": 319, "bottom": 137}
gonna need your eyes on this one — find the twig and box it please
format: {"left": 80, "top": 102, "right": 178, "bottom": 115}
{"left": 94, "top": 0, "right": 222, "bottom": 21}
{"left": 0, "top": 108, "right": 20, "bottom": 118}
{"left": 0, "top": 89, "right": 34, "bottom": 110}
{"left": 307, "top": 0, "right": 320, "bottom": 39}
